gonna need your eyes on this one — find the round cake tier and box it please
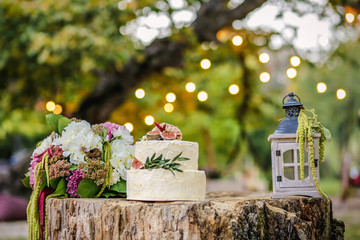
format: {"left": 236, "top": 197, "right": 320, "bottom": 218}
{"left": 127, "top": 169, "right": 206, "bottom": 201}
{"left": 134, "top": 141, "right": 198, "bottom": 170}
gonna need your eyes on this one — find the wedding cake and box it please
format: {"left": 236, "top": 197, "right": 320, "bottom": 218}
{"left": 126, "top": 123, "right": 206, "bottom": 201}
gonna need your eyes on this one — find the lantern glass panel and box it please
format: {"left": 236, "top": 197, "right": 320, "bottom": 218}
{"left": 284, "top": 167, "right": 295, "bottom": 180}
{"left": 283, "top": 150, "right": 294, "bottom": 163}
{"left": 296, "top": 150, "right": 308, "bottom": 163}
{"left": 298, "top": 166, "right": 309, "bottom": 179}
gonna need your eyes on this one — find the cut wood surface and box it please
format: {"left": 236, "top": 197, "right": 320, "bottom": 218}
{"left": 47, "top": 192, "right": 344, "bottom": 240}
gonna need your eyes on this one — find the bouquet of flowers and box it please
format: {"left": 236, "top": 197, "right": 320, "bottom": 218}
{"left": 22, "top": 114, "right": 134, "bottom": 239}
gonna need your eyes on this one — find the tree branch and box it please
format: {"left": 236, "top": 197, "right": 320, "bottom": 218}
{"left": 75, "top": 0, "right": 268, "bottom": 123}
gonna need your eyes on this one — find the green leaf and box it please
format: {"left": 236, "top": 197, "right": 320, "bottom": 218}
{"left": 58, "top": 117, "right": 72, "bottom": 134}
{"left": 76, "top": 178, "right": 101, "bottom": 198}
{"left": 53, "top": 178, "right": 67, "bottom": 195}
{"left": 40, "top": 170, "right": 48, "bottom": 190}
{"left": 110, "top": 180, "right": 126, "bottom": 193}
{"left": 321, "top": 126, "right": 331, "bottom": 141}
{"left": 46, "top": 114, "right": 63, "bottom": 133}
{"left": 69, "top": 165, "right": 78, "bottom": 170}
{"left": 102, "top": 192, "right": 118, "bottom": 198}
{"left": 173, "top": 152, "right": 182, "bottom": 161}
{"left": 172, "top": 164, "right": 180, "bottom": 169}
{"left": 22, "top": 176, "right": 31, "bottom": 189}
{"left": 49, "top": 177, "right": 61, "bottom": 189}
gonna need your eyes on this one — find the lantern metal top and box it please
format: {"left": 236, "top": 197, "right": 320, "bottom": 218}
{"left": 282, "top": 92, "right": 303, "bottom": 109}
{"left": 273, "top": 92, "right": 303, "bottom": 134}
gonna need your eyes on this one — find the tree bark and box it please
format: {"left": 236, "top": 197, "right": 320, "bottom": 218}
{"left": 75, "top": 0, "right": 268, "bottom": 123}
{"left": 47, "top": 192, "right": 344, "bottom": 239}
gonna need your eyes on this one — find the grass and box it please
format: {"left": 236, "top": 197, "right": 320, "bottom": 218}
{"left": 320, "top": 177, "right": 342, "bottom": 197}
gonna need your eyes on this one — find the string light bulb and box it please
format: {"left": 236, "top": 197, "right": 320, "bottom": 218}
{"left": 200, "top": 59, "right": 211, "bottom": 69}
{"left": 290, "top": 56, "right": 301, "bottom": 67}
{"left": 164, "top": 103, "right": 174, "bottom": 113}
{"left": 185, "top": 82, "right": 196, "bottom": 92}
{"left": 259, "top": 53, "right": 270, "bottom": 63}
{"left": 124, "top": 122, "right": 134, "bottom": 132}
{"left": 259, "top": 72, "right": 270, "bottom": 83}
{"left": 232, "top": 35, "right": 243, "bottom": 46}
{"left": 286, "top": 68, "right": 297, "bottom": 79}
{"left": 53, "top": 104, "right": 63, "bottom": 114}
{"left": 197, "top": 91, "right": 208, "bottom": 102}
{"left": 144, "top": 115, "right": 155, "bottom": 125}
{"left": 317, "top": 82, "right": 327, "bottom": 93}
{"left": 166, "top": 92, "right": 176, "bottom": 103}
{"left": 336, "top": 89, "right": 346, "bottom": 100}
{"left": 229, "top": 84, "right": 240, "bottom": 95}
{"left": 345, "top": 13, "right": 355, "bottom": 23}
{"left": 46, "top": 101, "right": 56, "bottom": 112}
{"left": 135, "top": 88, "right": 145, "bottom": 99}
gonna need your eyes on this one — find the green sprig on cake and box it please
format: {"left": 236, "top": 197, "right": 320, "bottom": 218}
{"left": 132, "top": 152, "right": 189, "bottom": 175}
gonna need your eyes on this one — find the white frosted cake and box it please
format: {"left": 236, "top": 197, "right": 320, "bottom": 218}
{"left": 127, "top": 123, "right": 206, "bottom": 201}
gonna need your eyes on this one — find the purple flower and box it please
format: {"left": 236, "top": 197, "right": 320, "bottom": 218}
{"left": 66, "top": 170, "right": 83, "bottom": 198}
{"left": 103, "top": 122, "right": 120, "bottom": 140}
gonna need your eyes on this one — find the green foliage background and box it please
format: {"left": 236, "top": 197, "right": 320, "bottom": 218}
{"left": 1, "top": 0, "right": 359, "bottom": 185}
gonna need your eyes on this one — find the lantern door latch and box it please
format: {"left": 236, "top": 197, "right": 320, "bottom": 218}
{"left": 276, "top": 150, "right": 281, "bottom": 156}
{"left": 277, "top": 176, "right": 282, "bottom": 182}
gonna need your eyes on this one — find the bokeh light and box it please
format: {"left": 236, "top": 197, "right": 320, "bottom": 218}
{"left": 144, "top": 115, "right": 155, "bottom": 125}
{"left": 290, "top": 56, "right": 301, "bottom": 67}
{"left": 317, "top": 82, "right": 327, "bottom": 93}
{"left": 53, "top": 104, "right": 62, "bottom": 114}
{"left": 232, "top": 35, "right": 243, "bottom": 46}
{"left": 164, "top": 103, "right": 174, "bottom": 113}
{"left": 165, "top": 92, "right": 176, "bottom": 102}
{"left": 259, "top": 53, "right": 270, "bottom": 63}
{"left": 185, "top": 82, "right": 196, "bottom": 92}
{"left": 46, "top": 101, "right": 56, "bottom": 112}
{"left": 286, "top": 68, "right": 297, "bottom": 79}
{"left": 336, "top": 89, "right": 346, "bottom": 100}
{"left": 345, "top": 13, "right": 355, "bottom": 23}
{"left": 259, "top": 72, "right": 270, "bottom": 83}
{"left": 124, "top": 122, "right": 134, "bottom": 132}
{"left": 197, "top": 91, "right": 208, "bottom": 102}
{"left": 135, "top": 88, "right": 145, "bottom": 99}
{"left": 200, "top": 59, "right": 211, "bottom": 69}
{"left": 228, "top": 84, "right": 240, "bottom": 95}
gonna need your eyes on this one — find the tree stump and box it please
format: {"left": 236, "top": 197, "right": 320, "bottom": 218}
{"left": 47, "top": 192, "right": 344, "bottom": 240}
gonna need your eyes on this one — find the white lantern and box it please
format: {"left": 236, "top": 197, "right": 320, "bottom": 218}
{"left": 268, "top": 93, "right": 322, "bottom": 198}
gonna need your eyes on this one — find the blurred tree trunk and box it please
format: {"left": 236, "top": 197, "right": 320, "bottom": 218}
{"left": 339, "top": 97, "right": 356, "bottom": 200}
{"left": 202, "top": 129, "right": 219, "bottom": 178}
{"left": 75, "top": 0, "right": 267, "bottom": 123}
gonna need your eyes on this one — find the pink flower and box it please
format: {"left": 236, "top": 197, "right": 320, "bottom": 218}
{"left": 49, "top": 160, "right": 72, "bottom": 180}
{"left": 103, "top": 122, "right": 120, "bottom": 140}
{"left": 66, "top": 170, "right": 83, "bottom": 198}
{"left": 29, "top": 148, "right": 52, "bottom": 187}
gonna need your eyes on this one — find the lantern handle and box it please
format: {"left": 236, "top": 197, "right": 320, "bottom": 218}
{"left": 282, "top": 92, "right": 301, "bottom": 105}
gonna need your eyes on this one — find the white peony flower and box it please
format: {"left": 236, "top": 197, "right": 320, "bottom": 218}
{"left": 109, "top": 139, "right": 134, "bottom": 180}
{"left": 110, "top": 170, "right": 121, "bottom": 185}
{"left": 53, "top": 120, "right": 103, "bottom": 165}
{"left": 32, "top": 134, "right": 54, "bottom": 157}
{"left": 112, "top": 126, "right": 134, "bottom": 144}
